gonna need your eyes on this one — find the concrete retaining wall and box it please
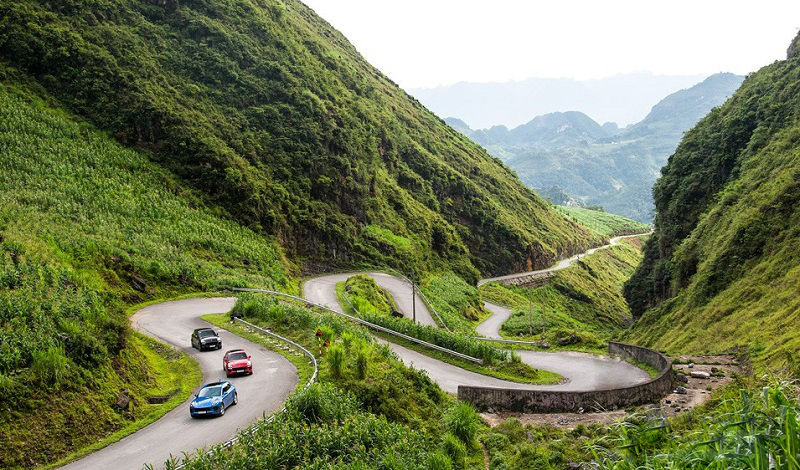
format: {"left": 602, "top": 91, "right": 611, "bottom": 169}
{"left": 458, "top": 342, "right": 673, "bottom": 413}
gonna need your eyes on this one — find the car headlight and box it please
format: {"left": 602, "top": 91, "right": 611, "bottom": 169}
{"left": 247, "top": 361, "right": 252, "bottom": 367}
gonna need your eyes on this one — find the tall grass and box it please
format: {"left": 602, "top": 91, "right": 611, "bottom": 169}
{"left": 593, "top": 382, "right": 800, "bottom": 469}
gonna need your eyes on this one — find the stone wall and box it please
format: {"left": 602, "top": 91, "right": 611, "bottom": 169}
{"left": 458, "top": 342, "right": 674, "bottom": 413}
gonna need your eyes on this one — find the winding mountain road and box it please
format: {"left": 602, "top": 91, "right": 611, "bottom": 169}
{"left": 303, "top": 269, "right": 650, "bottom": 393}
{"left": 62, "top": 298, "right": 298, "bottom": 470}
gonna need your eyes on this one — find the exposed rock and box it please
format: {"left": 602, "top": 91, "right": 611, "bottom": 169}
{"left": 558, "top": 334, "right": 581, "bottom": 346}
{"left": 675, "top": 372, "right": 688, "bottom": 383}
{"left": 691, "top": 371, "right": 711, "bottom": 379}
{"left": 675, "top": 386, "right": 687, "bottom": 394}
{"left": 789, "top": 30, "right": 800, "bottom": 59}
{"left": 114, "top": 389, "right": 132, "bottom": 411}
{"left": 687, "top": 363, "right": 694, "bottom": 368}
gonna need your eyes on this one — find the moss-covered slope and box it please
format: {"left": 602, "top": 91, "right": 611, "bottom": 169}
{"left": 624, "top": 33, "right": 800, "bottom": 368}
{"left": 0, "top": 0, "right": 595, "bottom": 280}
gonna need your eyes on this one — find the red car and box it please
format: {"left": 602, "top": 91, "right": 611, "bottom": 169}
{"left": 223, "top": 349, "right": 253, "bottom": 377}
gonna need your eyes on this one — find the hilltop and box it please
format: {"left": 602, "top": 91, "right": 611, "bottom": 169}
{"left": 0, "top": 0, "right": 597, "bottom": 280}
{"left": 623, "top": 33, "right": 800, "bottom": 369}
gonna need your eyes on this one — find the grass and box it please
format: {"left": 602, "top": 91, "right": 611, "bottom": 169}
{"left": 421, "top": 271, "right": 489, "bottom": 333}
{"left": 556, "top": 206, "right": 650, "bottom": 238}
{"left": 165, "top": 294, "right": 489, "bottom": 469}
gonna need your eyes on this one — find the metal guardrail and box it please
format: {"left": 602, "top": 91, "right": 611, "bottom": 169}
{"left": 232, "top": 287, "right": 483, "bottom": 364}
{"left": 171, "top": 317, "right": 318, "bottom": 470}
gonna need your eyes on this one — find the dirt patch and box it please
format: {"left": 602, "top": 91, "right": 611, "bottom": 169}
{"left": 481, "top": 355, "right": 740, "bottom": 429}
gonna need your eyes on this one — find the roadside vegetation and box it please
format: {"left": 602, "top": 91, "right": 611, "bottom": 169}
{"left": 169, "top": 293, "right": 487, "bottom": 469}
{"left": 335, "top": 279, "right": 560, "bottom": 384}
{"left": 480, "top": 239, "right": 645, "bottom": 352}
{"left": 421, "top": 271, "right": 490, "bottom": 333}
{"left": 556, "top": 206, "right": 650, "bottom": 238}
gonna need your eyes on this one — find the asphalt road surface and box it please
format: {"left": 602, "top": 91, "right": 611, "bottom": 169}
{"left": 303, "top": 274, "right": 650, "bottom": 393}
{"left": 62, "top": 297, "right": 298, "bottom": 470}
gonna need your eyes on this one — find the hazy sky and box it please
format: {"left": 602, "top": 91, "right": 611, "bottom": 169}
{"left": 301, "top": 0, "right": 800, "bottom": 89}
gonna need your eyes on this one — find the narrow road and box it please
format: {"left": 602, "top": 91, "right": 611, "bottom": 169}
{"left": 62, "top": 298, "right": 298, "bottom": 470}
{"left": 303, "top": 275, "right": 649, "bottom": 393}
{"left": 478, "top": 233, "right": 648, "bottom": 286}
{"left": 303, "top": 271, "right": 437, "bottom": 326}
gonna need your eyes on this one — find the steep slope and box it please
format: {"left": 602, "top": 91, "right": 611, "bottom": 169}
{"left": 460, "top": 74, "right": 743, "bottom": 222}
{"left": 623, "top": 34, "right": 800, "bottom": 368}
{"left": 0, "top": 0, "right": 596, "bottom": 279}
{"left": 0, "top": 69, "right": 291, "bottom": 467}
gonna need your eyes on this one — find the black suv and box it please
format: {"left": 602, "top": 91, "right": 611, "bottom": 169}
{"left": 191, "top": 328, "right": 222, "bottom": 351}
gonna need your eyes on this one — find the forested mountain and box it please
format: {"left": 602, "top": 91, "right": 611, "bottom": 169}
{"left": 451, "top": 73, "right": 744, "bottom": 222}
{"left": 623, "top": 33, "right": 800, "bottom": 367}
{"left": 0, "top": 0, "right": 597, "bottom": 281}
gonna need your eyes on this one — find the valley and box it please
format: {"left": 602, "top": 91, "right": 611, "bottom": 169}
{"left": 1, "top": 0, "right": 799, "bottom": 469}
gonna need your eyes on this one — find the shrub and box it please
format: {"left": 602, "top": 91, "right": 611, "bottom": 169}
{"left": 426, "top": 452, "right": 453, "bottom": 470}
{"left": 444, "top": 402, "right": 480, "bottom": 448}
{"left": 355, "top": 344, "right": 370, "bottom": 380}
{"left": 442, "top": 433, "right": 467, "bottom": 470}
{"left": 31, "top": 346, "right": 69, "bottom": 385}
{"left": 285, "top": 383, "right": 357, "bottom": 424}
{"left": 327, "top": 343, "right": 345, "bottom": 379}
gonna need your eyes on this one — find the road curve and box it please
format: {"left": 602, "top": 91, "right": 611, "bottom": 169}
{"left": 303, "top": 275, "right": 649, "bottom": 393}
{"left": 62, "top": 298, "right": 298, "bottom": 470}
{"left": 303, "top": 271, "right": 437, "bottom": 327}
{"left": 478, "top": 233, "right": 649, "bottom": 286}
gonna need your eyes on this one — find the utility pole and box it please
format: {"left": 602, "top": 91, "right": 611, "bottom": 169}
{"left": 542, "top": 288, "right": 547, "bottom": 338}
{"left": 411, "top": 277, "right": 416, "bottom": 324}
{"left": 528, "top": 288, "right": 533, "bottom": 336}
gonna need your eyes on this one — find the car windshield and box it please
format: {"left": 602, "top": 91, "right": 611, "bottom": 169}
{"left": 228, "top": 352, "right": 247, "bottom": 361}
{"left": 198, "top": 330, "right": 216, "bottom": 338}
{"left": 198, "top": 386, "right": 222, "bottom": 398}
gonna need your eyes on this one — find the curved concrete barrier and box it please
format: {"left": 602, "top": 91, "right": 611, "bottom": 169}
{"left": 458, "top": 341, "right": 673, "bottom": 413}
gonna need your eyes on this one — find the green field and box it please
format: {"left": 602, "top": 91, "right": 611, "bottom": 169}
{"left": 556, "top": 206, "right": 650, "bottom": 238}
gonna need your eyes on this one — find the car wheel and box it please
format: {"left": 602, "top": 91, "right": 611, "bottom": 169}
{"left": 219, "top": 404, "right": 225, "bottom": 416}
{"left": 217, "top": 343, "right": 222, "bottom": 350}
{"left": 233, "top": 392, "right": 238, "bottom": 406}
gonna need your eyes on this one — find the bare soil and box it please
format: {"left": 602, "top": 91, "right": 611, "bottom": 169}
{"left": 481, "top": 355, "right": 740, "bottom": 429}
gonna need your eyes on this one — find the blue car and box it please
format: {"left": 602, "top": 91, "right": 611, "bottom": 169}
{"left": 190, "top": 381, "right": 238, "bottom": 418}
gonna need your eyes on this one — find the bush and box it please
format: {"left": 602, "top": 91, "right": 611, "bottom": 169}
{"left": 355, "top": 344, "right": 370, "bottom": 380}
{"left": 442, "top": 433, "right": 467, "bottom": 470}
{"left": 327, "top": 344, "right": 345, "bottom": 379}
{"left": 426, "top": 452, "right": 453, "bottom": 470}
{"left": 285, "top": 383, "right": 357, "bottom": 424}
{"left": 444, "top": 402, "right": 480, "bottom": 448}
{"left": 31, "top": 346, "right": 69, "bottom": 385}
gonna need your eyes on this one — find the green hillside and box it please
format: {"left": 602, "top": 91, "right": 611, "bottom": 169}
{"left": 555, "top": 206, "right": 649, "bottom": 238}
{"left": 623, "top": 33, "right": 800, "bottom": 369}
{"left": 0, "top": 69, "right": 292, "bottom": 467}
{"left": 0, "top": 0, "right": 597, "bottom": 280}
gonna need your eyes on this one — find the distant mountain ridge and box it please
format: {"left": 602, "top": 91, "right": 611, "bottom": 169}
{"left": 412, "top": 73, "right": 707, "bottom": 129}
{"left": 450, "top": 73, "right": 745, "bottom": 222}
